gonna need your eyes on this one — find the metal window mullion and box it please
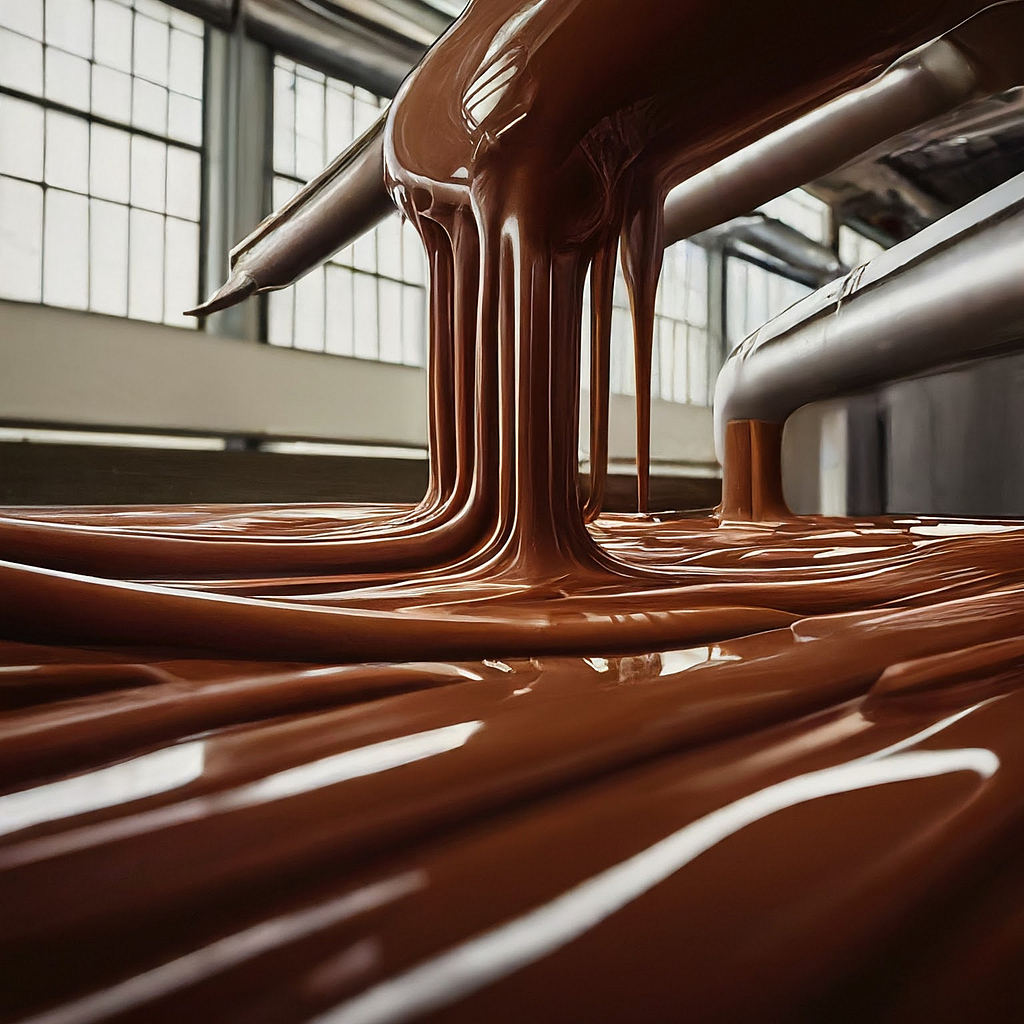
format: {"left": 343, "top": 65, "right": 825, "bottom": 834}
{"left": 705, "top": 244, "right": 727, "bottom": 408}
{"left": 200, "top": 24, "right": 271, "bottom": 341}
{"left": 0, "top": 84, "right": 202, "bottom": 153}
{"left": 38, "top": 0, "right": 48, "bottom": 304}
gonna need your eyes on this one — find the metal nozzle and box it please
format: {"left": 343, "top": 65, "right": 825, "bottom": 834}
{"left": 185, "top": 272, "right": 258, "bottom": 317}
{"left": 184, "top": 111, "right": 393, "bottom": 320}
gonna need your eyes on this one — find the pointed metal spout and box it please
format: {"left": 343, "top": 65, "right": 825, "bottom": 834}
{"left": 186, "top": 111, "right": 395, "bottom": 317}
{"left": 186, "top": 271, "right": 258, "bottom": 317}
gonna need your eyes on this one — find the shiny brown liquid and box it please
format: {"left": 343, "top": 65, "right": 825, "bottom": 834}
{"left": 3, "top": 1, "right": 1024, "bottom": 1021}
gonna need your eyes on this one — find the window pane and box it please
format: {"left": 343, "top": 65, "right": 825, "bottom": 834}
{"left": 43, "top": 187, "right": 89, "bottom": 309}
{"left": 90, "top": 122, "right": 131, "bottom": 202}
{"left": 94, "top": 0, "right": 133, "bottom": 72}
{"left": 758, "top": 188, "right": 829, "bottom": 245}
{"left": 353, "top": 272, "right": 378, "bottom": 358}
{"left": 3, "top": 0, "right": 44, "bottom": 40}
{"left": 89, "top": 197, "right": 129, "bottom": 315}
{"left": 165, "top": 146, "right": 199, "bottom": 220}
{"left": 325, "top": 82, "right": 353, "bottom": 160}
{"left": 325, "top": 264, "right": 354, "bottom": 356}
{"left": 610, "top": 306, "right": 632, "bottom": 396}
{"left": 0, "top": 176, "right": 43, "bottom": 302}
{"left": 0, "top": 95, "right": 45, "bottom": 180}
{"left": 268, "top": 290, "right": 295, "bottom": 348}
{"left": 401, "top": 285, "right": 424, "bottom": 366}
{"left": 130, "top": 134, "right": 166, "bottom": 212}
{"left": 377, "top": 214, "right": 402, "bottom": 280}
{"left": 272, "top": 175, "right": 299, "bottom": 209}
{"left": 294, "top": 266, "right": 326, "bottom": 351}
{"left": 134, "top": 13, "right": 170, "bottom": 87}
{"left": 353, "top": 89, "right": 378, "bottom": 135}
{"left": 92, "top": 64, "right": 132, "bottom": 121}
{"left": 45, "top": 0, "right": 93, "bottom": 59}
{"left": 132, "top": 77, "right": 167, "bottom": 134}
{"left": 168, "top": 26, "right": 202, "bottom": 98}
{"left": 273, "top": 64, "right": 296, "bottom": 177}
{"left": 164, "top": 215, "right": 198, "bottom": 325}
{"left": 352, "top": 230, "right": 376, "bottom": 273}
{"left": 294, "top": 74, "right": 325, "bottom": 179}
{"left": 657, "top": 316, "right": 673, "bottom": 402}
{"left": 672, "top": 324, "right": 688, "bottom": 403}
{"left": 44, "top": 47, "right": 91, "bottom": 110}
{"left": 167, "top": 92, "right": 201, "bottom": 145}
{"left": 839, "top": 225, "right": 884, "bottom": 267}
{"left": 169, "top": 8, "right": 204, "bottom": 36}
{"left": 0, "top": 28, "right": 44, "bottom": 94}
{"left": 128, "top": 206, "right": 165, "bottom": 321}
{"left": 135, "top": 0, "right": 170, "bottom": 22}
{"left": 45, "top": 109, "right": 89, "bottom": 193}
{"left": 401, "top": 218, "right": 425, "bottom": 285}
{"left": 688, "top": 325, "right": 709, "bottom": 404}
{"left": 379, "top": 279, "right": 403, "bottom": 363}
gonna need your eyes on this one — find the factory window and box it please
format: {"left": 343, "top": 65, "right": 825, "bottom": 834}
{"left": 0, "top": 0, "right": 205, "bottom": 326}
{"left": 839, "top": 224, "right": 885, "bottom": 267}
{"left": 725, "top": 257, "right": 811, "bottom": 351}
{"left": 269, "top": 56, "right": 428, "bottom": 366}
{"left": 758, "top": 188, "right": 830, "bottom": 245}
{"left": 580, "top": 241, "right": 712, "bottom": 406}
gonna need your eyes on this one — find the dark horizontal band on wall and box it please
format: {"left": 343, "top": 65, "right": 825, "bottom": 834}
{"left": 0, "top": 443, "right": 721, "bottom": 511}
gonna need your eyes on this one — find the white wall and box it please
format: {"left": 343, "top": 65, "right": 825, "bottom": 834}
{"left": 0, "top": 301, "right": 720, "bottom": 472}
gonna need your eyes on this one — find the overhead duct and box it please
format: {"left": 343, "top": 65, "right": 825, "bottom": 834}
{"left": 162, "top": 0, "right": 457, "bottom": 95}
{"left": 244, "top": 0, "right": 426, "bottom": 95}
{"left": 166, "top": 0, "right": 234, "bottom": 29}
{"left": 694, "top": 215, "right": 847, "bottom": 288}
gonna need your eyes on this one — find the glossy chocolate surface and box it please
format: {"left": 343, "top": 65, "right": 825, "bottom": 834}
{"left": 2, "top": 1, "right": 1022, "bottom": 1021}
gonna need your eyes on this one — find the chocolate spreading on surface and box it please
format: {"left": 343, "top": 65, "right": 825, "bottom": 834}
{"left": 3, "top": 1, "right": 1024, "bottom": 1021}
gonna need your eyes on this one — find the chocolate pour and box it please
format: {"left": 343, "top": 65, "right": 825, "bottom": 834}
{"left": 3, "top": 1, "right": 1024, "bottom": 1021}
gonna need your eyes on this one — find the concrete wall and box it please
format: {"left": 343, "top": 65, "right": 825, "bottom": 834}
{"left": 0, "top": 300, "right": 720, "bottom": 470}
{"left": 781, "top": 352, "right": 1024, "bottom": 518}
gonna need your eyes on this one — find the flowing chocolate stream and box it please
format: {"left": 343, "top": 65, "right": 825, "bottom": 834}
{"left": 4, "top": 2, "right": 1024, "bottom": 1022}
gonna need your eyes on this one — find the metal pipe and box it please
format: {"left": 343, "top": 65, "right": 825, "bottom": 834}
{"left": 695, "top": 214, "right": 846, "bottom": 287}
{"left": 187, "top": 111, "right": 395, "bottom": 316}
{"left": 244, "top": 0, "right": 428, "bottom": 95}
{"left": 713, "top": 169, "right": 1024, "bottom": 460}
{"left": 188, "top": 2, "right": 1024, "bottom": 320}
{"left": 663, "top": 36, "right": 981, "bottom": 247}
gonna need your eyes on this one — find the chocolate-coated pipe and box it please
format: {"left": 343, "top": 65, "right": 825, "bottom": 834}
{"left": 188, "top": 5, "right": 1022, "bottom": 321}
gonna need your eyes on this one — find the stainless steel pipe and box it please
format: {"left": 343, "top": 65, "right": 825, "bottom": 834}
{"left": 713, "top": 170, "right": 1024, "bottom": 460}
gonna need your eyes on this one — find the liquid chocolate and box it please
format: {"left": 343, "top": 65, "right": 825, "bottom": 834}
{"left": 1, "top": 1, "right": 1022, "bottom": 1021}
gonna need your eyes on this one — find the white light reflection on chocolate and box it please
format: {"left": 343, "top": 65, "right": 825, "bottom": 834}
{"left": 317, "top": 703, "right": 999, "bottom": 1024}
{"left": 235, "top": 721, "right": 483, "bottom": 806}
{"left": 0, "top": 722, "right": 484, "bottom": 867}
{"left": 0, "top": 742, "right": 205, "bottom": 839}
{"left": 17, "top": 873, "right": 425, "bottom": 1024}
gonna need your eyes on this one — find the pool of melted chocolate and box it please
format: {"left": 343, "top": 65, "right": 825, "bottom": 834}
{"left": 3, "top": 1, "right": 1024, "bottom": 1020}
